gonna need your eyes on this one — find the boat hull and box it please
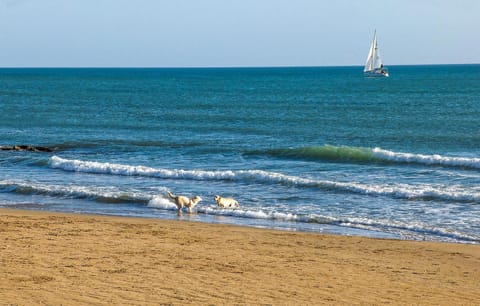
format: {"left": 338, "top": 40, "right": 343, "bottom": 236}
{"left": 364, "top": 70, "right": 389, "bottom": 78}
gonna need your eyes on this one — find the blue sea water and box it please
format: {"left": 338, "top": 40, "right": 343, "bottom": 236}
{"left": 1, "top": 65, "right": 479, "bottom": 243}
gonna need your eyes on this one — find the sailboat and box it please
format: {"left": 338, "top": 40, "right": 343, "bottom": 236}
{"left": 364, "top": 30, "right": 389, "bottom": 77}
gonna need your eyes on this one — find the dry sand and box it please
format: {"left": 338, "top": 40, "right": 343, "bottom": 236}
{"left": 1, "top": 208, "right": 479, "bottom": 305}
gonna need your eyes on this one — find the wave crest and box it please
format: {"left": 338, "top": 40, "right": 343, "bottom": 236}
{"left": 372, "top": 147, "right": 480, "bottom": 168}
{"left": 256, "top": 145, "right": 374, "bottom": 162}
{"left": 253, "top": 145, "right": 480, "bottom": 169}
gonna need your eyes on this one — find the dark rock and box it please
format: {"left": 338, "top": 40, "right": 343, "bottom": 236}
{"left": 0, "top": 145, "right": 54, "bottom": 152}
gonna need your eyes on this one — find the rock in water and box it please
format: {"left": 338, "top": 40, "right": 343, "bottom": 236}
{"left": 0, "top": 145, "right": 53, "bottom": 152}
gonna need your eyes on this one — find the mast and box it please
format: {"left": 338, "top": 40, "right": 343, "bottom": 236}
{"left": 373, "top": 30, "right": 383, "bottom": 69}
{"left": 372, "top": 30, "right": 378, "bottom": 69}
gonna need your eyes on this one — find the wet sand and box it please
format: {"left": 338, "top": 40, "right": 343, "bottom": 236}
{"left": 1, "top": 208, "right": 479, "bottom": 305}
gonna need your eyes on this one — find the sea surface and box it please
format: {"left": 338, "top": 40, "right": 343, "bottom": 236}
{"left": 1, "top": 65, "right": 480, "bottom": 243}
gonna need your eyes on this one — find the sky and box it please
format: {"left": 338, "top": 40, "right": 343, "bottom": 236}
{"left": 0, "top": 0, "right": 478, "bottom": 67}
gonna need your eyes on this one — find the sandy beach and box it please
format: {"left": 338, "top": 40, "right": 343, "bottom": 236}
{"left": 0, "top": 208, "right": 479, "bottom": 305}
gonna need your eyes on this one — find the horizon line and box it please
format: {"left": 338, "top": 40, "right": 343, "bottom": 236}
{"left": 0, "top": 63, "right": 479, "bottom": 69}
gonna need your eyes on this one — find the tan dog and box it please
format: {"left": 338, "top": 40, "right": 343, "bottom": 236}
{"left": 214, "top": 195, "right": 239, "bottom": 208}
{"left": 167, "top": 191, "right": 202, "bottom": 212}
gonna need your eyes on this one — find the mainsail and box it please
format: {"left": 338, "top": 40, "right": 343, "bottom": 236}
{"left": 364, "top": 31, "right": 388, "bottom": 77}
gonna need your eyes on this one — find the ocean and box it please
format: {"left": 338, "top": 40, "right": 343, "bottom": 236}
{"left": 1, "top": 65, "right": 479, "bottom": 244}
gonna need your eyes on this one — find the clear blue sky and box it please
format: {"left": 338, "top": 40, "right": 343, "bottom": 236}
{"left": 0, "top": 0, "right": 478, "bottom": 67}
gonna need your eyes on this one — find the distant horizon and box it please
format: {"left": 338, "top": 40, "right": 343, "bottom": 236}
{"left": 1, "top": 63, "right": 479, "bottom": 70}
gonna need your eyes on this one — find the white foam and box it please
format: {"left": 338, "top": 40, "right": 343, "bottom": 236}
{"left": 372, "top": 147, "right": 480, "bottom": 169}
{"left": 0, "top": 179, "right": 152, "bottom": 203}
{"left": 331, "top": 181, "right": 480, "bottom": 203}
{"left": 147, "top": 196, "right": 178, "bottom": 210}
{"left": 48, "top": 156, "right": 480, "bottom": 203}
{"left": 197, "top": 206, "right": 301, "bottom": 221}
{"left": 49, "top": 156, "right": 321, "bottom": 186}
{"left": 338, "top": 216, "right": 480, "bottom": 243}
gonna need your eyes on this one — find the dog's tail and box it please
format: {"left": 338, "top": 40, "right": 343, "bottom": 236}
{"left": 167, "top": 191, "right": 176, "bottom": 200}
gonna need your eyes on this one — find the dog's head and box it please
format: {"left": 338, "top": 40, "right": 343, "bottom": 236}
{"left": 191, "top": 196, "right": 202, "bottom": 206}
{"left": 214, "top": 195, "right": 221, "bottom": 203}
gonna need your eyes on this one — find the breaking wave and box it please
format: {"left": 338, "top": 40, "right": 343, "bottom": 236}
{"left": 0, "top": 180, "right": 155, "bottom": 204}
{"left": 253, "top": 145, "right": 480, "bottom": 169}
{"left": 49, "top": 156, "right": 480, "bottom": 203}
{"left": 371, "top": 147, "right": 480, "bottom": 169}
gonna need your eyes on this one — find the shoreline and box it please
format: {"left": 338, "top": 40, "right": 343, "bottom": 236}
{"left": 4, "top": 205, "right": 474, "bottom": 244}
{"left": 1, "top": 208, "right": 479, "bottom": 304}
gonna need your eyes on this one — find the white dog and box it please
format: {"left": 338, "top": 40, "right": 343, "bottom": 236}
{"left": 167, "top": 191, "right": 202, "bottom": 212}
{"left": 214, "top": 195, "right": 239, "bottom": 208}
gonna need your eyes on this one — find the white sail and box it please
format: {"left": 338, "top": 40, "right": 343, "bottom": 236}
{"left": 364, "top": 31, "right": 388, "bottom": 77}
{"left": 364, "top": 32, "right": 376, "bottom": 72}
{"left": 373, "top": 42, "right": 383, "bottom": 69}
